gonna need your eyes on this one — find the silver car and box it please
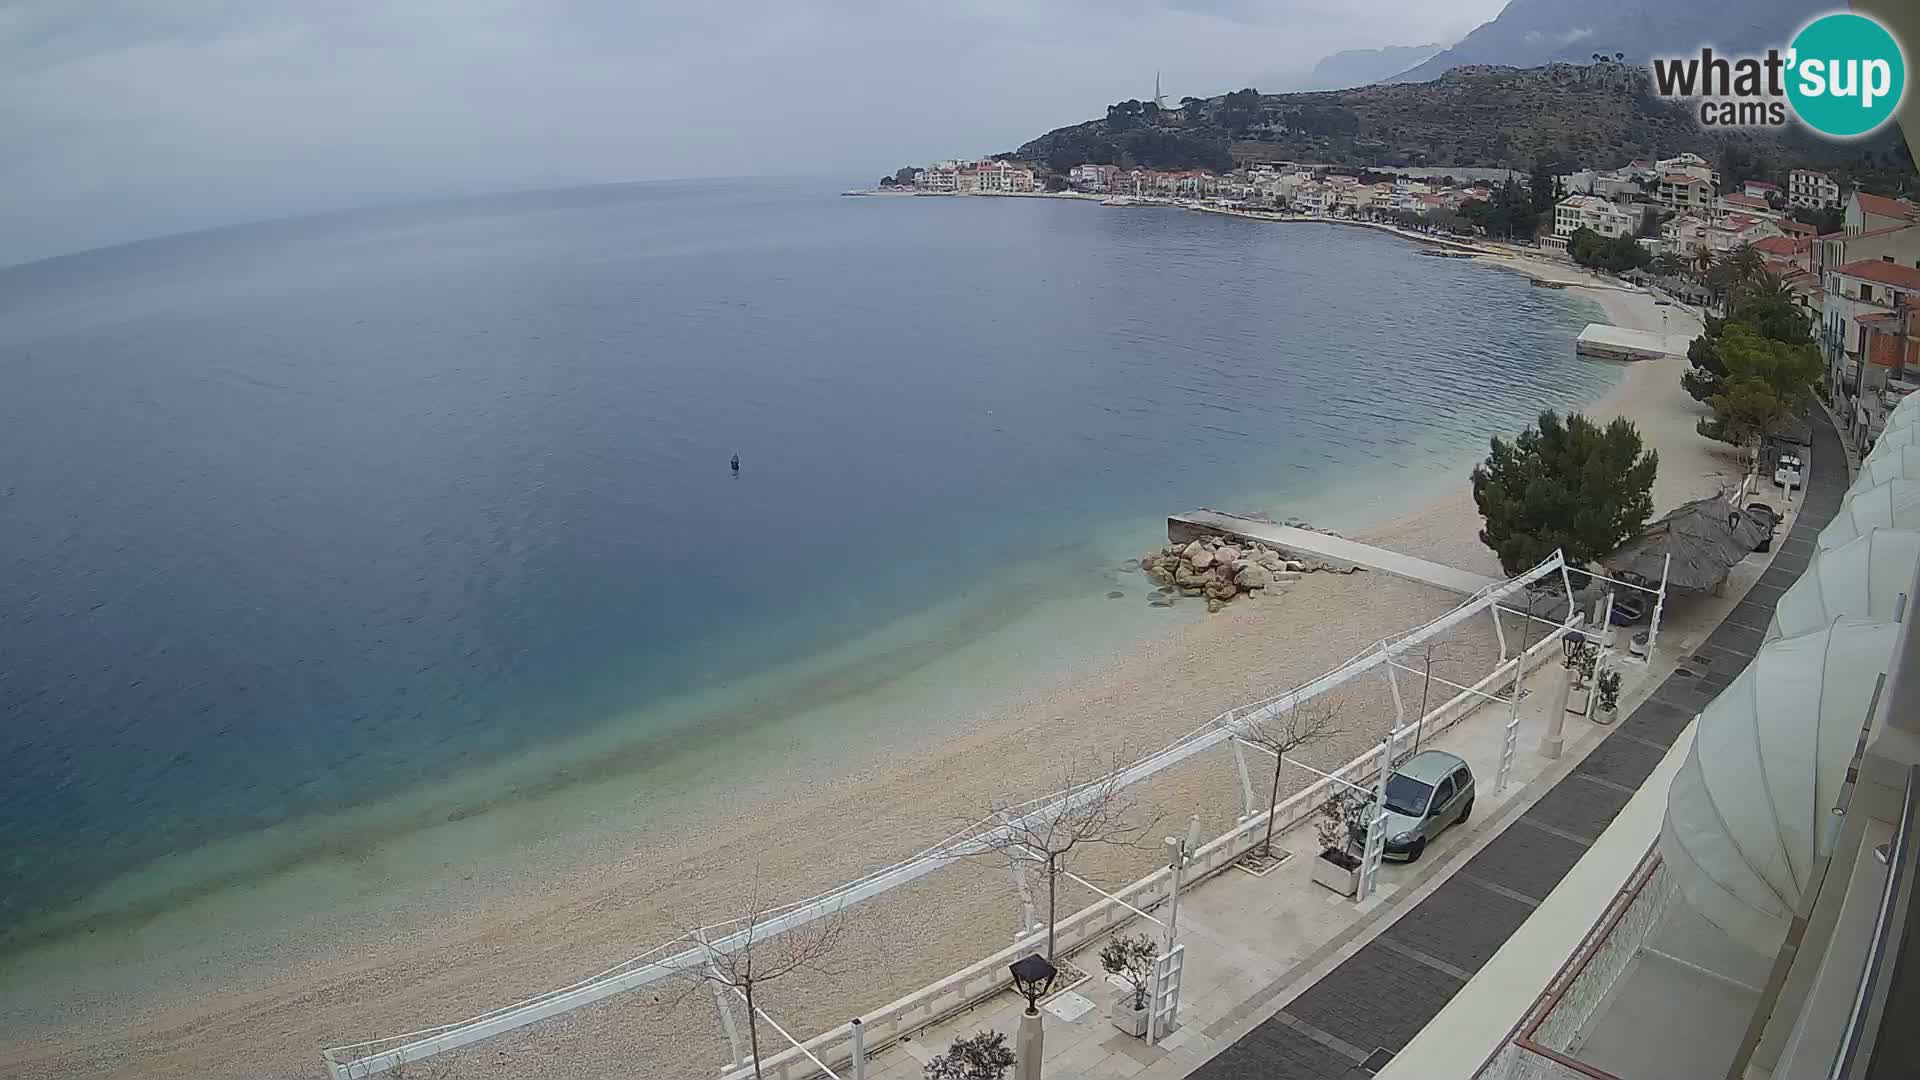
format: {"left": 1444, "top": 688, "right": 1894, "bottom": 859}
{"left": 1350, "top": 750, "right": 1475, "bottom": 861}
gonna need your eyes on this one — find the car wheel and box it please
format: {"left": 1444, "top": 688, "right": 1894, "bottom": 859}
{"left": 1457, "top": 798, "right": 1473, "bottom": 824}
{"left": 1405, "top": 838, "right": 1427, "bottom": 862}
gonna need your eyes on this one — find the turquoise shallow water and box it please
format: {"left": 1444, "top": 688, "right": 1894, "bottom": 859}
{"left": 0, "top": 179, "right": 1615, "bottom": 942}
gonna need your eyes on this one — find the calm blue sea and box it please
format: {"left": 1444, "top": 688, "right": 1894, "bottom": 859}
{"left": 0, "top": 179, "right": 1614, "bottom": 940}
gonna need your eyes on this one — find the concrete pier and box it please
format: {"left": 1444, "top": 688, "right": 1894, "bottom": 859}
{"left": 1168, "top": 509, "right": 1499, "bottom": 596}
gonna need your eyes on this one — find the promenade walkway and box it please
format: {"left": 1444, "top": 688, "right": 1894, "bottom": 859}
{"left": 1169, "top": 511, "right": 1498, "bottom": 596}
{"left": 1187, "top": 405, "right": 1846, "bottom": 1079}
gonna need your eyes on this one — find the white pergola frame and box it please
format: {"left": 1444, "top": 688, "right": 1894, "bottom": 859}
{"left": 321, "top": 551, "right": 1578, "bottom": 1079}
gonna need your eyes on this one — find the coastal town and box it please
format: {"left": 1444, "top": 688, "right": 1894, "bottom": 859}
{"left": 874, "top": 151, "right": 1920, "bottom": 467}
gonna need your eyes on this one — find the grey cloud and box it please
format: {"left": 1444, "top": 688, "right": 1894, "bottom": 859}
{"left": 0, "top": 0, "right": 1502, "bottom": 266}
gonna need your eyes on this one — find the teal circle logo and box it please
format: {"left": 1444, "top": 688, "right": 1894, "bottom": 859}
{"left": 1786, "top": 13, "right": 1906, "bottom": 138}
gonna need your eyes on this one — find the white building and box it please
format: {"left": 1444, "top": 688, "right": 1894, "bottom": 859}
{"left": 1655, "top": 153, "right": 1716, "bottom": 183}
{"left": 1657, "top": 172, "right": 1715, "bottom": 213}
{"left": 1789, "top": 168, "right": 1841, "bottom": 210}
{"left": 1548, "top": 194, "right": 1637, "bottom": 249}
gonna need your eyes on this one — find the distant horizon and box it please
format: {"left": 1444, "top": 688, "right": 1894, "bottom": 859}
{"left": 0, "top": 171, "right": 868, "bottom": 273}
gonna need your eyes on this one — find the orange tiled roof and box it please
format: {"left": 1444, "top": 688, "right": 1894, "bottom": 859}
{"left": 1835, "top": 259, "right": 1920, "bottom": 291}
{"left": 1857, "top": 192, "right": 1919, "bottom": 221}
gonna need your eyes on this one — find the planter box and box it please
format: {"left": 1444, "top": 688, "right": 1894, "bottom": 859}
{"left": 1310, "top": 850, "right": 1360, "bottom": 897}
{"left": 1110, "top": 994, "right": 1150, "bottom": 1037}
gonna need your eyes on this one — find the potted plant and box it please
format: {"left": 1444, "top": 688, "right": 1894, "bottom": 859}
{"left": 1594, "top": 668, "right": 1622, "bottom": 725}
{"left": 1309, "top": 791, "right": 1363, "bottom": 897}
{"left": 925, "top": 1030, "right": 1016, "bottom": 1080}
{"left": 1098, "top": 933, "right": 1158, "bottom": 1037}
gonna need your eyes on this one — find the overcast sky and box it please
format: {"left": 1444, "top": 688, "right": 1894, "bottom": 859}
{"left": 0, "top": 0, "right": 1503, "bottom": 266}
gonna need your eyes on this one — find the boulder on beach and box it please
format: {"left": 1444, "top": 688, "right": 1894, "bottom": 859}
{"left": 1179, "top": 586, "right": 1205, "bottom": 597}
{"left": 1216, "top": 545, "right": 1241, "bottom": 565}
{"left": 1206, "top": 598, "right": 1225, "bottom": 613}
{"left": 1181, "top": 540, "right": 1207, "bottom": 561}
{"left": 1235, "top": 563, "right": 1273, "bottom": 589}
{"left": 1174, "top": 565, "right": 1215, "bottom": 587}
{"left": 1206, "top": 580, "right": 1238, "bottom": 602}
{"left": 1188, "top": 546, "right": 1215, "bottom": 570}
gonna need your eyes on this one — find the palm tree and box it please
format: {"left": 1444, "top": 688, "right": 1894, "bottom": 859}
{"left": 1653, "top": 251, "right": 1684, "bottom": 278}
{"left": 1729, "top": 242, "right": 1765, "bottom": 283}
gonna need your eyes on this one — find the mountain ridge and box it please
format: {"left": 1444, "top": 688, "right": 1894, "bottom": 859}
{"left": 1389, "top": 0, "right": 1826, "bottom": 83}
{"left": 1011, "top": 62, "right": 1904, "bottom": 178}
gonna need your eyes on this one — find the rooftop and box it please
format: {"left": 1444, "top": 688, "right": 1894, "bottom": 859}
{"left": 1835, "top": 258, "right": 1920, "bottom": 291}
{"left": 1857, "top": 191, "right": 1919, "bottom": 221}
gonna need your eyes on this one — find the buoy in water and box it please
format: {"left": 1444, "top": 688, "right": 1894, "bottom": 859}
{"left": 730, "top": 453, "right": 740, "bottom": 473}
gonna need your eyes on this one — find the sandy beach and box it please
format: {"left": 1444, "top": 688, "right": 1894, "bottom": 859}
{"left": 0, "top": 241, "right": 1742, "bottom": 1080}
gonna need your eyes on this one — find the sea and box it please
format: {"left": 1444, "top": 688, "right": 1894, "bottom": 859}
{"left": 0, "top": 178, "right": 1616, "bottom": 951}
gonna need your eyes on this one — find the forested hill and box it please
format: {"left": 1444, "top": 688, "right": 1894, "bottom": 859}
{"left": 1011, "top": 63, "right": 1906, "bottom": 180}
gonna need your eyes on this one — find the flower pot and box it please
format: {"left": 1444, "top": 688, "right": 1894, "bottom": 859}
{"left": 1110, "top": 993, "right": 1150, "bottom": 1037}
{"left": 1311, "top": 849, "right": 1360, "bottom": 897}
{"left": 1594, "top": 703, "right": 1618, "bottom": 725}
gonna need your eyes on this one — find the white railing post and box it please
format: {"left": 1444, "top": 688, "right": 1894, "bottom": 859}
{"left": 1232, "top": 741, "right": 1257, "bottom": 821}
{"left": 1358, "top": 737, "right": 1393, "bottom": 901}
{"left": 1498, "top": 652, "right": 1524, "bottom": 793}
{"left": 849, "top": 1018, "right": 865, "bottom": 1080}
{"left": 1647, "top": 553, "right": 1671, "bottom": 657}
{"left": 1382, "top": 640, "right": 1408, "bottom": 732}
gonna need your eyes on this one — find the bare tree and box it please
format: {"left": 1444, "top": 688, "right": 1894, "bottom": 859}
{"left": 678, "top": 873, "right": 851, "bottom": 1080}
{"left": 1235, "top": 696, "right": 1344, "bottom": 859}
{"left": 960, "top": 754, "right": 1159, "bottom": 961}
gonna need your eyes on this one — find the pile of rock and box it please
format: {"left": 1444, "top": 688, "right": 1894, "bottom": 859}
{"left": 1139, "top": 536, "right": 1310, "bottom": 613}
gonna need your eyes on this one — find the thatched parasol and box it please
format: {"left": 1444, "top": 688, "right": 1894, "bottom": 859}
{"left": 1607, "top": 495, "right": 1768, "bottom": 591}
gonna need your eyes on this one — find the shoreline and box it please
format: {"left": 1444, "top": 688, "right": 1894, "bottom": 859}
{"left": 0, "top": 222, "right": 1728, "bottom": 1080}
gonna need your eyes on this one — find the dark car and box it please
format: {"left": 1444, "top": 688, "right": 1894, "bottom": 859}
{"left": 1608, "top": 592, "right": 1650, "bottom": 626}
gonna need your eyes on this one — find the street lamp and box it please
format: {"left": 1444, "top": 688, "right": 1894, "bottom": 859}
{"left": 1162, "top": 815, "right": 1204, "bottom": 951}
{"left": 1008, "top": 953, "right": 1058, "bottom": 1080}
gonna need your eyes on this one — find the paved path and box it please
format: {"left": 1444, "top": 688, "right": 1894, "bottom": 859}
{"left": 1168, "top": 511, "right": 1499, "bottom": 596}
{"left": 1185, "top": 407, "right": 1848, "bottom": 1079}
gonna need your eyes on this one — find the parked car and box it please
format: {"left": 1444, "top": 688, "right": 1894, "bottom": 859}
{"left": 1608, "top": 591, "right": 1650, "bottom": 626}
{"left": 1348, "top": 750, "right": 1475, "bottom": 862}
{"left": 1774, "top": 453, "right": 1804, "bottom": 489}
{"left": 1744, "top": 502, "right": 1780, "bottom": 552}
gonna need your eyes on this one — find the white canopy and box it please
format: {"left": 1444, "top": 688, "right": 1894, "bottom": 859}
{"left": 1817, "top": 475, "right": 1920, "bottom": 550}
{"left": 1660, "top": 618, "right": 1900, "bottom": 954}
{"left": 1768, "top": 529, "right": 1920, "bottom": 639}
{"left": 1854, "top": 444, "right": 1920, "bottom": 488}
{"left": 1866, "top": 423, "right": 1920, "bottom": 458}
{"left": 1884, "top": 391, "right": 1920, "bottom": 433}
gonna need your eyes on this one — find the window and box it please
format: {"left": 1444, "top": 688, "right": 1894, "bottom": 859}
{"left": 1432, "top": 776, "right": 1456, "bottom": 810}
{"left": 1382, "top": 774, "right": 1434, "bottom": 817}
{"left": 1452, "top": 767, "right": 1473, "bottom": 792}
{"left": 1863, "top": 284, "right": 1875, "bottom": 302}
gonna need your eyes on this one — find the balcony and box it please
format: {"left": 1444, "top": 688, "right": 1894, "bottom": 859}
{"left": 1476, "top": 852, "right": 1772, "bottom": 1080}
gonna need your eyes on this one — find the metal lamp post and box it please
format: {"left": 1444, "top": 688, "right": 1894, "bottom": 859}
{"left": 1009, "top": 953, "right": 1058, "bottom": 1080}
{"left": 1162, "top": 815, "right": 1204, "bottom": 951}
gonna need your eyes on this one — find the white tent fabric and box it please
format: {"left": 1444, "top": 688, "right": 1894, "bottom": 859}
{"left": 1855, "top": 444, "right": 1920, "bottom": 488}
{"left": 1768, "top": 529, "right": 1920, "bottom": 639}
{"left": 1885, "top": 391, "right": 1920, "bottom": 433}
{"left": 1817, "top": 475, "right": 1920, "bottom": 550}
{"left": 1660, "top": 618, "right": 1900, "bottom": 954}
{"left": 1865, "top": 423, "right": 1920, "bottom": 458}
